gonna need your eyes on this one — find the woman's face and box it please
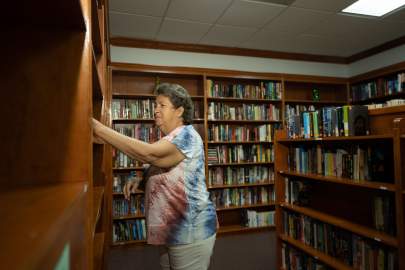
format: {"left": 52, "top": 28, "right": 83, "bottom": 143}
{"left": 154, "top": 95, "right": 183, "bottom": 134}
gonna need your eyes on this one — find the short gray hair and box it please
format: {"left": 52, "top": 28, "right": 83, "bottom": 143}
{"left": 156, "top": 83, "right": 194, "bottom": 125}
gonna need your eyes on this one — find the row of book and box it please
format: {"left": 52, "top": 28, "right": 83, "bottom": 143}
{"left": 113, "top": 123, "right": 162, "bottom": 143}
{"left": 367, "top": 99, "right": 405, "bottom": 109}
{"left": 206, "top": 80, "right": 282, "bottom": 100}
{"left": 287, "top": 144, "right": 392, "bottom": 183}
{"left": 284, "top": 178, "right": 395, "bottom": 234}
{"left": 113, "top": 195, "right": 145, "bottom": 217}
{"left": 113, "top": 219, "right": 146, "bottom": 243}
{"left": 208, "top": 166, "right": 274, "bottom": 186}
{"left": 112, "top": 99, "right": 155, "bottom": 120}
{"left": 241, "top": 209, "right": 275, "bottom": 228}
{"left": 207, "top": 145, "right": 274, "bottom": 164}
{"left": 351, "top": 73, "right": 405, "bottom": 102}
{"left": 208, "top": 102, "right": 280, "bottom": 121}
{"left": 113, "top": 150, "right": 142, "bottom": 168}
{"left": 286, "top": 105, "right": 369, "bottom": 138}
{"left": 209, "top": 186, "right": 274, "bottom": 208}
{"left": 282, "top": 211, "right": 397, "bottom": 270}
{"left": 208, "top": 123, "right": 280, "bottom": 142}
{"left": 281, "top": 243, "right": 331, "bottom": 270}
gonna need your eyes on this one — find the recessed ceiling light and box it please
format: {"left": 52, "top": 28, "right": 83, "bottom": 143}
{"left": 342, "top": 0, "right": 405, "bottom": 17}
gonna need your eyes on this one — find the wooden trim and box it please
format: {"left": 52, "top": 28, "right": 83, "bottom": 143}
{"left": 109, "top": 62, "right": 351, "bottom": 84}
{"left": 350, "top": 61, "right": 405, "bottom": 83}
{"left": 217, "top": 225, "right": 275, "bottom": 235}
{"left": 208, "top": 181, "right": 274, "bottom": 189}
{"left": 110, "top": 37, "right": 348, "bottom": 64}
{"left": 348, "top": 35, "right": 405, "bottom": 63}
{"left": 215, "top": 202, "right": 275, "bottom": 211}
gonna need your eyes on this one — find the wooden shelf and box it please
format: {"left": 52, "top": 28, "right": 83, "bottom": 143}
{"left": 216, "top": 202, "right": 275, "bottom": 211}
{"left": 207, "top": 97, "right": 282, "bottom": 103}
{"left": 113, "top": 191, "right": 144, "bottom": 196}
{"left": 208, "top": 182, "right": 274, "bottom": 189}
{"left": 0, "top": 182, "right": 87, "bottom": 270}
{"left": 112, "top": 239, "right": 147, "bottom": 246}
{"left": 113, "top": 167, "right": 144, "bottom": 171}
{"left": 280, "top": 203, "right": 398, "bottom": 247}
{"left": 284, "top": 99, "right": 346, "bottom": 105}
{"left": 279, "top": 234, "right": 354, "bottom": 270}
{"left": 92, "top": 49, "right": 104, "bottom": 100}
{"left": 208, "top": 162, "right": 273, "bottom": 167}
{"left": 91, "top": 0, "right": 102, "bottom": 55}
{"left": 208, "top": 141, "right": 273, "bottom": 144}
{"left": 276, "top": 134, "right": 393, "bottom": 143}
{"left": 113, "top": 118, "right": 155, "bottom": 123}
{"left": 113, "top": 214, "right": 145, "bottom": 220}
{"left": 208, "top": 119, "right": 282, "bottom": 124}
{"left": 217, "top": 225, "right": 275, "bottom": 234}
{"left": 279, "top": 171, "right": 396, "bottom": 192}
{"left": 112, "top": 94, "right": 204, "bottom": 99}
{"left": 368, "top": 104, "right": 405, "bottom": 116}
{"left": 93, "top": 232, "right": 105, "bottom": 270}
{"left": 93, "top": 187, "right": 104, "bottom": 233}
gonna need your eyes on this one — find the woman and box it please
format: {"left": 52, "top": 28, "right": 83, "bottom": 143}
{"left": 92, "top": 83, "right": 217, "bottom": 270}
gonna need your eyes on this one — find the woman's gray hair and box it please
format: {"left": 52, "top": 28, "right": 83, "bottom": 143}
{"left": 156, "top": 83, "right": 194, "bottom": 125}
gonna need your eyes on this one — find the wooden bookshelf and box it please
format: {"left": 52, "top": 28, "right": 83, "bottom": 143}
{"left": 207, "top": 97, "right": 282, "bottom": 103}
{"left": 208, "top": 182, "right": 274, "bottom": 189}
{"left": 275, "top": 115, "right": 405, "bottom": 270}
{"left": 208, "top": 162, "right": 274, "bottom": 167}
{"left": 216, "top": 202, "right": 275, "bottom": 211}
{"left": 111, "top": 239, "right": 147, "bottom": 246}
{"left": 208, "top": 141, "right": 274, "bottom": 144}
{"left": 279, "top": 171, "right": 397, "bottom": 192}
{"left": 93, "top": 232, "right": 105, "bottom": 270}
{"left": 280, "top": 203, "right": 398, "bottom": 247}
{"left": 113, "top": 214, "right": 145, "bottom": 220}
{"left": 217, "top": 225, "right": 275, "bottom": 235}
{"left": 0, "top": 183, "right": 88, "bottom": 269}
{"left": 279, "top": 234, "right": 354, "bottom": 270}
{"left": 93, "top": 187, "right": 104, "bottom": 234}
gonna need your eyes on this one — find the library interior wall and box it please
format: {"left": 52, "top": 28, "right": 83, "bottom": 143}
{"left": 110, "top": 44, "right": 405, "bottom": 78}
{"left": 107, "top": 43, "right": 405, "bottom": 269}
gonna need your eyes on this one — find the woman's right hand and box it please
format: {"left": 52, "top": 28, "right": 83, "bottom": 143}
{"left": 123, "top": 178, "right": 141, "bottom": 200}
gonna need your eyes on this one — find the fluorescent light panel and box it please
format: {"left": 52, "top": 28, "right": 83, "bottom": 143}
{"left": 342, "top": 0, "right": 405, "bottom": 17}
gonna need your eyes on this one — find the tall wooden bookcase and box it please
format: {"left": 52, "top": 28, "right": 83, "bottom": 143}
{"left": 275, "top": 63, "right": 405, "bottom": 269}
{"left": 0, "top": 0, "right": 108, "bottom": 269}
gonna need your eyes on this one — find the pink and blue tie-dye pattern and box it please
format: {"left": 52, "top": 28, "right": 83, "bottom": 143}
{"left": 145, "top": 125, "right": 217, "bottom": 245}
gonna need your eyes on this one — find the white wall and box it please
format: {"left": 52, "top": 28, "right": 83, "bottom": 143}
{"left": 110, "top": 45, "right": 405, "bottom": 78}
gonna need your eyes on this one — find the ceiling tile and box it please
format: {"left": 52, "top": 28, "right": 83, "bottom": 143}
{"left": 109, "top": 12, "right": 161, "bottom": 39}
{"left": 109, "top": 0, "right": 169, "bottom": 17}
{"left": 264, "top": 7, "right": 331, "bottom": 35}
{"left": 200, "top": 25, "right": 257, "bottom": 47}
{"left": 167, "top": 0, "right": 233, "bottom": 23}
{"left": 217, "top": 0, "right": 286, "bottom": 28}
{"left": 241, "top": 28, "right": 301, "bottom": 52}
{"left": 156, "top": 18, "right": 212, "bottom": 43}
{"left": 292, "top": 0, "right": 357, "bottom": 13}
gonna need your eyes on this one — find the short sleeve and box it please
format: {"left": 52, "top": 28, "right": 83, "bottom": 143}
{"left": 166, "top": 126, "right": 194, "bottom": 159}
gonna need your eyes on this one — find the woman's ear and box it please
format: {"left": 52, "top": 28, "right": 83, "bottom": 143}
{"left": 176, "top": 106, "right": 184, "bottom": 118}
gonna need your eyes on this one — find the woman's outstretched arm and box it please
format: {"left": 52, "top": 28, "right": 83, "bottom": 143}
{"left": 92, "top": 118, "right": 184, "bottom": 168}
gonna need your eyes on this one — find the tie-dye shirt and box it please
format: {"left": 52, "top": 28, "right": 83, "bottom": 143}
{"left": 144, "top": 125, "right": 217, "bottom": 245}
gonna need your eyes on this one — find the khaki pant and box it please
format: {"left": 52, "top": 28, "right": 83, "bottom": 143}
{"left": 159, "top": 234, "right": 216, "bottom": 270}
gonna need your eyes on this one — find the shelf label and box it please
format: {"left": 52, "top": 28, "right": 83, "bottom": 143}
{"left": 279, "top": 170, "right": 284, "bottom": 174}
{"left": 374, "top": 237, "right": 381, "bottom": 242}
{"left": 84, "top": 184, "right": 88, "bottom": 193}
{"left": 379, "top": 186, "right": 387, "bottom": 190}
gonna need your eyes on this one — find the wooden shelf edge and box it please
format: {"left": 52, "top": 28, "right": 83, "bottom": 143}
{"left": 111, "top": 239, "right": 147, "bottom": 247}
{"left": 279, "top": 171, "right": 397, "bottom": 192}
{"left": 113, "top": 167, "right": 144, "bottom": 171}
{"left": 92, "top": 49, "right": 104, "bottom": 100}
{"left": 113, "top": 214, "right": 145, "bottom": 220}
{"left": 368, "top": 104, "right": 405, "bottom": 116}
{"left": 208, "top": 182, "right": 274, "bottom": 189}
{"left": 93, "top": 232, "right": 105, "bottom": 270}
{"left": 216, "top": 202, "right": 275, "bottom": 211}
{"left": 217, "top": 225, "right": 275, "bottom": 235}
{"left": 207, "top": 141, "right": 274, "bottom": 144}
{"left": 208, "top": 120, "right": 282, "bottom": 123}
{"left": 207, "top": 97, "right": 282, "bottom": 102}
{"left": 276, "top": 134, "right": 393, "bottom": 143}
{"left": 284, "top": 99, "right": 346, "bottom": 104}
{"left": 208, "top": 162, "right": 274, "bottom": 167}
{"left": 93, "top": 186, "right": 104, "bottom": 234}
{"left": 280, "top": 203, "right": 398, "bottom": 247}
{"left": 91, "top": 0, "right": 103, "bottom": 55}
{"left": 279, "top": 234, "right": 354, "bottom": 270}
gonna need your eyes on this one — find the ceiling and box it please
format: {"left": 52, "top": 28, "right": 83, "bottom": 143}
{"left": 108, "top": 0, "right": 405, "bottom": 58}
